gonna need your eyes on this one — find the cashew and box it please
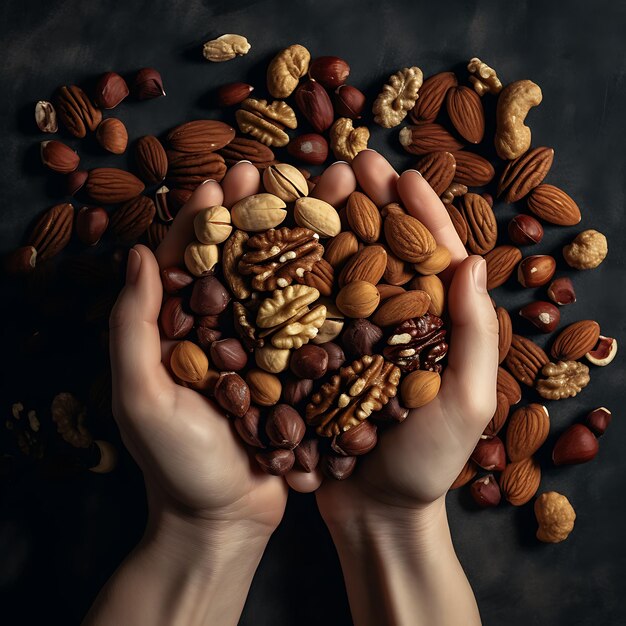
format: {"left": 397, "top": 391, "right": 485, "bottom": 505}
{"left": 494, "top": 80, "right": 542, "bottom": 160}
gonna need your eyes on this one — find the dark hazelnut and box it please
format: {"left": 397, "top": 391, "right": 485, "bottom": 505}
{"left": 196, "top": 327, "right": 222, "bottom": 350}
{"left": 282, "top": 377, "right": 313, "bottom": 405}
{"left": 322, "top": 454, "right": 357, "bottom": 480}
{"left": 161, "top": 267, "right": 194, "bottom": 294}
{"left": 290, "top": 344, "right": 328, "bottom": 379}
{"left": 265, "top": 404, "right": 306, "bottom": 450}
{"left": 332, "top": 420, "right": 378, "bottom": 456}
{"left": 76, "top": 206, "right": 109, "bottom": 246}
{"left": 508, "top": 214, "right": 544, "bottom": 245}
{"left": 234, "top": 406, "right": 266, "bottom": 448}
{"left": 342, "top": 318, "right": 383, "bottom": 360}
{"left": 132, "top": 67, "right": 165, "bottom": 100}
{"left": 190, "top": 275, "right": 231, "bottom": 316}
{"left": 213, "top": 372, "right": 250, "bottom": 418}
{"left": 584, "top": 407, "right": 612, "bottom": 436}
{"left": 470, "top": 474, "right": 501, "bottom": 507}
{"left": 371, "top": 396, "right": 409, "bottom": 423}
{"left": 519, "top": 301, "right": 561, "bottom": 333}
{"left": 66, "top": 170, "right": 88, "bottom": 196}
{"left": 319, "top": 342, "right": 346, "bottom": 371}
{"left": 471, "top": 436, "right": 506, "bottom": 471}
{"left": 159, "top": 296, "right": 194, "bottom": 340}
{"left": 210, "top": 338, "right": 248, "bottom": 371}
{"left": 294, "top": 438, "right": 320, "bottom": 472}
{"left": 255, "top": 449, "right": 295, "bottom": 475}
{"left": 94, "top": 72, "right": 129, "bottom": 109}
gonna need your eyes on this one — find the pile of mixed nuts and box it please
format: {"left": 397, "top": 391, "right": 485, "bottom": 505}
{"left": 5, "top": 34, "right": 617, "bottom": 543}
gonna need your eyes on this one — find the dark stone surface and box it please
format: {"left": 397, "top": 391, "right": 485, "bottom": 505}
{"left": 1, "top": 0, "right": 625, "bottom": 624}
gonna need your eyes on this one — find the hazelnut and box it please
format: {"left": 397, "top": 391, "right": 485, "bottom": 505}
{"left": 189, "top": 275, "right": 230, "bottom": 316}
{"left": 216, "top": 82, "right": 254, "bottom": 107}
{"left": 281, "top": 377, "right": 313, "bottom": 405}
{"left": 287, "top": 133, "right": 329, "bottom": 165}
{"left": 519, "top": 301, "right": 560, "bottom": 333}
{"left": 265, "top": 404, "right": 306, "bottom": 450}
{"left": 66, "top": 170, "right": 88, "bottom": 196}
{"left": 210, "top": 338, "right": 248, "bottom": 371}
{"left": 294, "top": 438, "right": 320, "bottom": 472}
{"left": 319, "top": 342, "right": 346, "bottom": 371}
{"left": 255, "top": 449, "right": 295, "bottom": 475}
{"left": 161, "top": 267, "right": 194, "bottom": 294}
{"left": 234, "top": 405, "right": 266, "bottom": 448}
{"left": 213, "top": 372, "right": 250, "bottom": 417}
{"left": 170, "top": 341, "right": 209, "bottom": 384}
{"left": 535, "top": 491, "right": 576, "bottom": 543}
{"left": 332, "top": 420, "right": 378, "bottom": 456}
{"left": 196, "top": 327, "right": 222, "bottom": 350}
{"left": 371, "top": 396, "right": 409, "bottom": 423}
{"left": 194, "top": 206, "right": 232, "bottom": 245}
{"left": 584, "top": 407, "right": 612, "bottom": 436}
{"left": 342, "top": 318, "right": 383, "bottom": 361}
{"left": 40, "top": 140, "right": 79, "bottom": 174}
{"left": 184, "top": 241, "right": 219, "bottom": 277}
{"left": 96, "top": 118, "right": 128, "bottom": 154}
{"left": 160, "top": 296, "right": 194, "bottom": 340}
{"left": 322, "top": 454, "right": 357, "bottom": 480}
{"left": 246, "top": 369, "right": 282, "bottom": 406}
{"left": 309, "top": 56, "right": 350, "bottom": 88}
{"left": 547, "top": 277, "right": 576, "bottom": 306}
{"left": 552, "top": 424, "right": 599, "bottom": 466}
{"left": 334, "top": 85, "right": 366, "bottom": 119}
{"left": 470, "top": 474, "right": 501, "bottom": 507}
{"left": 132, "top": 67, "right": 166, "bottom": 100}
{"left": 290, "top": 344, "right": 329, "bottom": 380}
{"left": 517, "top": 255, "right": 556, "bottom": 288}
{"left": 75, "top": 206, "right": 109, "bottom": 246}
{"left": 585, "top": 335, "right": 617, "bottom": 366}
{"left": 471, "top": 436, "right": 506, "bottom": 471}
{"left": 94, "top": 72, "right": 129, "bottom": 109}
{"left": 508, "top": 214, "right": 544, "bottom": 245}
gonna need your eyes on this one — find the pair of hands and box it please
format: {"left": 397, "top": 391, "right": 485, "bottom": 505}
{"left": 101, "top": 150, "right": 498, "bottom": 625}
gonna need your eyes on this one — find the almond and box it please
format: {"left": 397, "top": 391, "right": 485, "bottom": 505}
{"left": 506, "top": 404, "right": 550, "bottom": 462}
{"left": 167, "top": 120, "right": 235, "bottom": 153}
{"left": 166, "top": 151, "right": 227, "bottom": 189}
{"left": 86, "top": 168, "right": 145, "bottom": 204}
{"left": 384, "top": 250, "right": 415, "bottom": 286}
{"left": 335, "top": 281, "right": 380, "bottom": 318}
{"left": 345, "top": 191, "right": 382, "bottom": 243}
{"left": 376, "top": 284, "right": 406, "bottom": 301}
{"left": 96, "top": 118, "right": 128, "bottom": 154}
{"left": 27, "top": 203, "right": 74, "bottom": 261}
{"left": 496, "top": 306, "right": 512, "bottom": 364}
{"left": 135, "top": 135, "right": 168, "bottom": 184}
{"left": 446, "top": 86, "right": 485, "bottom": 143}
{"left": 339, "top": 245, "right": 387, "bottom": 286}
{"left": 551, "top": 320, "right": 600, "bottom": 361}
{"left": 409, "top": 275, "right": 445, "bottom": 316}
{"left": 410, "top": 72, "right": 458, "bottom": 123}
{"left": 497, "top": 366, "right": 522, "bottom": 405}
{"left": 384, "top": 212, "right": 436, "bottom": 263}
{"left": 399, "top": 123, "right": 464, "bottom": 155}
{"left": 485, "top": 245, "right": 522, "bottom": 289}
{"left": 505, "top": 334, "right": 549, "bottom": 387}
{"left": 451, "top": 151, "right": 495, "bottom": 187}
{"left": 499, "top": 457, "right": 541, "bottom": 506}
{"left": 458, "top": 193, "right": 497, "bottom": 255}
{"left": 323, "top": 231, "right": 359, "bottom": 269}
{"left": 219, "top": 136, "right": 276, "bottom": 169}
{"left": 414, "top": 151, "right": 456, "bottom": 196}
{"left": 401, "top": 370, "right": 441, "bottom": 408}
{"left": 40, "top": 140, "right": 79, "bottom": 174}
{"left": 483, "top": 391, "right": 510, "bottom": 438}
{"left": 450, "top": 460, "right": 478, "bottom": 490}
{"left": 371, "top": 290, "right": 431, "bottom": 327}
{"left": 527, "top": 184, "right": 581, "bottom": 226}
{"left": 110, "top": 195, "right": 156, "bottom": 242}
{"left": 498, "top": 147, "right": 554, "bottom": 202}
{"left": 446, "top": 203, "right": 468, "bottom": 245}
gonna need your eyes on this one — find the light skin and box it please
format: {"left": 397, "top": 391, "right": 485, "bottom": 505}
{"left": 83, "top": 152, "right": 497, "bottom": 626}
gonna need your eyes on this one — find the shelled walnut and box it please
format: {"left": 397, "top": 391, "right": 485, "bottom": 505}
{"left": 373, "top": 66, "right": 423, "bottom": 128}
{"left": 467, "top": 57, "right": 502, "bottom": 96}
{"left": 536, "top": 360, "right": 590, "bottom": 400}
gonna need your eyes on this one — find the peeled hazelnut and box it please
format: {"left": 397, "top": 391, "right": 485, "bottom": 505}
{"left": 552, "top": 424, "right": 599, "bottom": 466}
{"left": 75, "top": 206, "right": 109, "bottom": 246}
{"left": 584, "top": 407, "right": 612, "bottom": 436}
{"left": 189, "top": 275, "right": 230, "bottom": 316}
{"left": 160, "top": 296, "right": 194, "bottom": 340}
{"left": 309, "top": 56, "right": 350, "bottom": 88}
{"left": 290, "top": 344, "right": 329, "bottom": 379}
{"left": 547, "top": 277, "right": 576, "bottom": 306}
{"left": 517, "top": 255, "right": 556, "bottom": 288}
{"left": 471, "top": 436, "right": 506, "bottom": 471}
{"left": 96, "top": 118, "right": 128, "bottom": 154}
{"left": 371, "top": 396, "right": 409, "bottom": 423}
{"left": 35, "top": 100, "right": 58, "bottom": 133}
{"left": 213, "top": 372, "right": 250, "bottom": 418}
{"left": 132, "top": 67, "right": 166, "bottom": 100}
{"left": 322, "top": 454, "right": 356, "bottom": 480}
{"left": 332, "top": 420, "right": 378, "bottom": 456}
{"left": 470, "top": 474, "right": 502, "bottom": 507}
{"left": 585, "top": 335, "right": 617, "bottom": 366}
{"left": 66, "top": 170, "right": 88, "bottom": 196}
{"left": 234, "top": 405, "right": 265, "bottom": 448}
{"left": 265, "top": 404, "right": 306, "bottom": 450}
{"left": 334, "top": 85, "right": 366, "bottom": 119}
{"left": 282, "top": 377, "right": 313, "bottom": 405}
{"left": 319, "top": 342, "right": 345, "bottom": 371}
{"left": 41, "top": 140, "right": 80, "bottom": 174}
{"left": 94, "top": 72, "right": 129, "bottom": 109}
{"left": 170, "top": 341, "right": 209, "bottom": 384}
{"left": 287, "top": 133, "right": 329, "bottom": 165}
{"left": 216, "top": 82, "right": 254, "bottom": 107}
{"left": 161, "top": 267, "right": 194, "bottom": 293}
{"left": 294, "top": 438, "right": 320, "bottom": 472}
{"left": 194, "top": 206, "right": 232, "bottom": 245}
{"left": 210, "top": 338, "right": 248, "bottom": 371}
{"left": 508, "top": 214, "right": 544, "bottom": 245}
{"left": 519, "top": 301, "right": 560, "bottom": 333}
{"left": 342, "top": 318, "right": 383, "bottom": 360}
{"left": 255, "top": 449, "right": 295, "bottom": 475}
{"left": 246, "top": 369, "right": 282, "bottom": 406}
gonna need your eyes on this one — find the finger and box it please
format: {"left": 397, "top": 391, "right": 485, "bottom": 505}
{"left": 155, "top": 180, "right": 224, "bottom": 269}
{"left": 397, "top": 170, "right": 467, "bottom": 279}
{"left": 440, "top": 256, "right": 499, "bottom": 432}
{"left": 285, "top": 468, "right": 323, "bottom": 493}
{"left": 109, "top": 245, "right": 172, "bottom": 404}
{"left": 311, "top": 161, "right": 357, "bottom": 207}
{"left": 222, "top": 161, "right": 261, "bottom": 208}
{"left": 352, "top": 150, "right": 400, "bottom": 206}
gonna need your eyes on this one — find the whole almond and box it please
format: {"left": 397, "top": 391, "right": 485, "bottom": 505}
{"left": 96, "top": 118, "right": 128, "bottom": 154}
{"left": 413, "top": 245, "right": 451, "bottom": 276}
{"left": 505, "top": 334, "right": 549, "bottom": 387}
{"left": 384, "top": 212, "right": 436, "bottom": 263}
{"left": 339, "top": 245, "right": 387, "bottom": 286}
{"left": 451, "top": 460, "right": 478, "bottom": 490}
{"left": 499, "top": 457, "right": 541, "bottom": 506}
{"left": 135, "top": 135, "right": 168, "bottom": 184}
{"left": 410, "top": 274, "right": 445, "bottom": 316}
{"left": 459, "top": 193, "right": 497, "bottom": 255}
{"left": 376, "top": 284, "right": 406, "bottom": 301}
{"left": 384, "top": 250, "right": 414, "bottom": 286}
{"left": 167, "top": 120, "right": 235, "bottom": 153}
{"left": 166, "top": 151, "right": 227, "bottom": 189}
{"left": 40, "top": 140, "right": 79, "bottom": 174}
{"left": 346, "top": 191, "right": 382, "bottom": 243}
{"left": 219, "top": 136, "right": 276, "bottom": 169}
{"left": 28, "top": 203, "right": 74, "bottom": 261}
{"left": 497, "top": 366, "right": 522, "bottom": 405}
{"left": 483, "top": 391, "right": 510, "bottom": 438}
{"left": 323, "top": 231, "right": 359, "bottom": 269}
{"left": 496, "top": 306, "right": 512, "bottom": 364}
{"left": 528, "top": 184, "right": 581, "bottom": 226}
{"left": 410, "top": 72, "right": 458, "bottom": 123}
{"left": 335, "top": 281, "right": 380, "bottom": 318}
{"left": 414, "top": 151, "right": 457, "bottom": 196}
{"left": 485, "top": 245, "right": 522, "bottom": 289}
{"left": 401, "top": 370, "right": 441, "bottom": 408}
{"left": 399, "top": 123, "right": 464, "bottom": 155}
{"left": 110, "top": 196, "right": 156, "bottom": 241}
{"left": 446, "top": 203, "right": 468, "bottom": 245}
{"left": 506, "top": 404, "right": 550, "bottom": 462}
{"left": 86, "top": 168, "right": 145, "bottom": 204}
{"left": 451, "top": 151, "right": 495, "bottom": 187}
{"left": 551, "top": 320, "right": 600, "bottom": 361}
{"left": 446, "top": 86, "right": 485, "bottom": 143}
{"left": 498, "top": 147, "right": 554, "bottom": 202}
{"left": 371, "top": 290, "right": 431, "bottom": 327}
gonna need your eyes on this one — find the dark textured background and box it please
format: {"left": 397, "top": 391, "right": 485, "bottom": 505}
{"left": 1, "top": 0, "right": 625, "bottom": 624}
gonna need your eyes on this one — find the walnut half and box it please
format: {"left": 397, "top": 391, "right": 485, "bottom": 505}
{"left": 536, "top": 360, "right": 590, "bottom": 400}
{"left": 373, "top": 66, "right": 423, "bottom": 128}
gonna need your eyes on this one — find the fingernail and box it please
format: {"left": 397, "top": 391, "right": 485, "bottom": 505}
{"left": 235, "top": 159, "right": 252, "bottom": 165}
{"left": 330, "top": 160, "right": 349, "bottom": 166}
{"left": 472, "top": 258, "right": 487, "bottom": 293}
{"left": 404, "top": 168, "right": 423, "bottom": 177}
{"left": 362, "top": 148, "right": 377, "bottom": 153}
{"left": 200, "top": 178, "right": 217, "bottom": 185}
{"left": 126, "top": 247, "right": 142, "bottom": 285}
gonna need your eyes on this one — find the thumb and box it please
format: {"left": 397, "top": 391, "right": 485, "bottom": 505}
{"left": 109, "top": 245, "right": 168, "bottom": 410}
{"left": 441, "top": 256, "right": 499, "bottom": 435}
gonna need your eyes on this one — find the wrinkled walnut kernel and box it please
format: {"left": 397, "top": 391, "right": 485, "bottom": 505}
{"left": 467, "top": 57, "right": 502, "bottom": 96}
{"left": 536, "top": 360, "right": 590, "bottom": 400}
{"left": 373, "top": 67, "right": 423, "bottom": 128}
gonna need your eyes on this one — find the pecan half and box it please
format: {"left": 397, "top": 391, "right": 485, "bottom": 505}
{"left": 55, "top": 85, "right": 102, "bottom": 138}
{"left": 236, "top": 98, "right": 297, "bottom": 147}
{"left": 28, "top": 203, "right": 74, "bottom": 261}
{"left": 223, "top": 230, "right": 251, "bottom": 300}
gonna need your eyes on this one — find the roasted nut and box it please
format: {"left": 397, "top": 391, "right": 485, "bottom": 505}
{"left": 585, "top": 407, "right": 612, "bottom": 436}
{"left": 319, "top": 342, "right": 346, "bottom": 371}
{"left": 35, "top": 100, "right": 58, "bottom": 133}
{"left": 467, "top": 57, "right": 502, "bottom": 96}
{"left": 161, "top": 267, "right": 194, "bottom": 293}
{"left": 216, "top": 82, "right": 254, "bottom": 107}
{"left": 135, "top": 135, "right": 168, "bottom": 184}
{"left": 517, "top": 255, "right": 556, "bottom": 288}
{"left": 309, "top": 56, "right": 350, "bottom": 88}
{"left": 322, "top": 454, "right": 356, "bottom": 480}
{"left": 56, "top": 85, "right": 102, "bottom": 138}
{"left": 504, "top": 335, "right": 549, "bottom": 387}
{"left": 495, "top": 307, "right": 512, "bottom": 364}
{"left": 450, "top": 460, "right": 478, "bottom": 490}
{"left": 586, "top": 335, "right": 618, "bottom": 366}
{"left": 410, "top": 275, "right": 444, "bottom": 317}
{"left": 267, "top": 44, "right": 310, "bottom": 98}
{"left": 214, "top": 372, "right": 250, "bottom": 417}
{"left": 234, "top": 406, "right": 265, "bottom": 448}
{"left": 66, "top": 170, "right": 88, "bottom": 196}
{"left": 170, "top": 341, "right": 209, "bottom": 383}
{"left": 75, "top": 206, "right": 109, "bottom": 246}
{"left": 282, "top": 377, "right": 313, "bottom": 405}
{"left": 96, "top": 118, "right": 128, "bottom": 154}
{"left": 329, "top": 117, "right": 370, "bottom": 161}
{"left": 184, "top": 241, "right": 219, "bottom": 276}
{"left": 336, "top": 281, "right": 380, "bottom": 318}
{"left": 499, "top": 457, "right": 541, "bottom": 506}
{"left": 446, "top": 86, "right": 485, "bottom": 143}
{"left": 155, "top": 186, "right": 170, "bottom": 223}
{"left": 246, "top": 369, "right": 282, "bottom": 406}
{"left": 535, "top": 492, "right": 576, "bottom": 543}
{"left": 287, "top": 133, "right": 329, "bottom": 165}
{"left": 40, "top": 140, "right": 79, "bottom": 174}
{"left": 519, "top": 301, "right": 560, "bottom": 333}
{"left": 441, "top": 182, "right": 468, "bottom": 206}
{"left": 413, "top": 245, "right": 451, "bottom": 275}
{"left": 28, "top": 203, "right": 74, "bottom": 261}
{"left": 160, "top": 296, "right": 194, "bottom": 340}
{"left": 470, "top": 474, "right": 501, "bottom": 507}
{"left": 294, "top": 197, "right": 341, "bottom": 238}
{"left": 210, "top": 339, "right": 248, "bottom": 371}
{"left": 294, "top": 438, "right": 320, "bottom": 472}
{"left": 342, "top": 319, "right": 383, "bottom": 361}
{"left": 552, "top": 424, "right": 599, "bottom": 465}
{"left": 266, "top": 404, "right": 306, "bottom": 449}
{"left": 231, "top": 193, "right": 287, "bottom": 232}
{"left": 324, "top": 231, "right": 359, "bottom": 269}
{"left": 458, "top": 193, "right": 497, "bottom": 256}
{"left": 506, "top": 404, "right": 550, "bottom": 462}
{"left": 334, "top": 85, "right": 366, "bottom": 119}
{"left": 295, "top": 79, "right": 334, "bottom": 133}
{"left": 483, "top": 392, "right": 510, "bottom": 438}
{"left": 339, "top": 245, "right": 387, "bottom": 287}
{"left": 194, "top": 206, "right": 233, "bottom": 245}
{"left": 236, "top": 98, "right": 297, "bottom": 148}
{"left": 262, "top": 163, "right": 309, "bottom": 202}
{"left": 371, "top": 396, "right": 409, "bottom": 423}
{"left": 551, "top": 320, "right": 600, "bottom": 361}
{"left": 399, "top": 123, "right": 464, "bottom": 155}
{"left": 471, "top": 436, "right": 506, "bottom": 471}
{"left": 400, "top": 370, "right": 440, "bottom": 408}
{"left": 190, "top": 275, "right": 231, "bottom": 315}
{"left": 332, "top": 420, "right": 378, "bottom": 456}
{"left": 290, "top": 344, "right": 329, "bottom": 380}
{"left": 384, "top": 211, "right": 437, "bottom": 263}
{"left": 373, "top": 66, "right": 423, "bottom": 128}
{"left": 346, "top": 192, "right": 382, "bottom": 244}
{"left": 371, "top": 290, "right": 431, "bottom": 327}
{"left": 547, "top": 277, "right": 576, "bottom": 306}
{"left": 255, "top": 449, "right": 295, "bottom": 475}
{"left": 498, "top": 147, "right": 554, "bottom": 202}
{"left": 203, "top": 34, "right": 251, "bottom": 62}
{"left": 94, "top": 72, "right": 129, "bottom": 109}
{"left": 494, "top": 80, "right": 542, "bottom": 160}
{"left": 563, "top": 229, "right": 608, "bottom": 269}
{"left": 508, "top": 214, "right": 544, "bottom": 245}
{"left": 536, "top": 360, "right": 590, "bottom": 400}
{"left": 86, "top": 167, "right": 145, "bottom": 204}
{"left": 132, "top": 68, "right": 166, "bottom": 100}
{"left": 254, "top": 345, "right": 291, "bottom": 374}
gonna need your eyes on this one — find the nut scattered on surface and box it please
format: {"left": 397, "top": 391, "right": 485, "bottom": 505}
{"left": 267, "top": 44, "right": 311, "bottom": 98}
{"left": 373, "top": 66, "right": 423, "bottom": 128}
{"left": 35, "top": 100, "right": 58, "bottom": 133}
{"left": 467, "top": 57, "right": 502, "bottom": 96}
{"left": 203, "top": 34, "right": 251, "bottom": 62}
{"left": 586, "top": 335, "right": 618, "bottom": 366}
{"left": 534, "top": 492, "right": 576, "bottom": 543}
{"left": 536, "top": 360, "right": 590, "bottom": 400}
{"left": 563, "top": 229, "right": 608, "bottom": 270}
{"left": 329, "top": 117, "right": 370, "bottom": 162}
